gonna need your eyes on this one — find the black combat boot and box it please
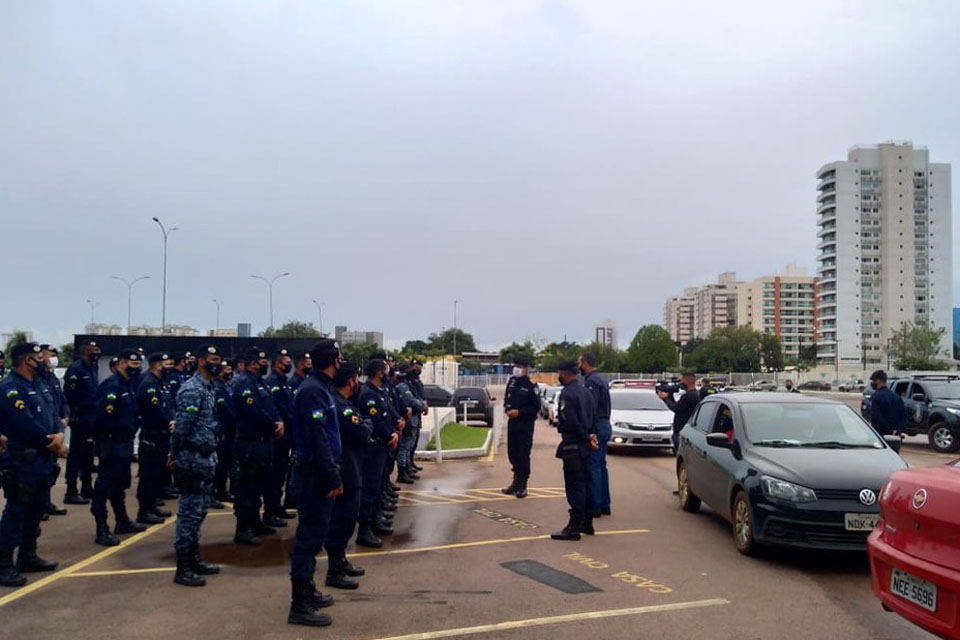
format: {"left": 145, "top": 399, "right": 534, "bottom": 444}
{"left": 16, "top": 540, "right": 58, "bottom": 573}
{"left": 173, "top": 553, "right": 206, "bottom": 587}
{"left": 262, "top": 513, "right": 287, "bottom": 528}
{"left": 0, "top": 550, "right": 27, "bottom": 587}
{"left": 46, "top": 502, "right": 68, "bottom": 516}
{"left": 209, "top": 498, "right": 225, "bottom": 510}
{"left": 388, "top": 482, "right": 400, "bottom": 492}
{"left": 190, "top": 544, "right": 220, "bottom": 575}
{"left": 580, "top": 516, "right": 595, "bottom": 536}
{"left": 355, "top": 523, "right": 382, "bottom": 548}
{"left": 64, "top": 485, "right": 89, "bottom": 505}
{"left": 396, "top": 470, "right": 415, "bottom": 484}
{"left": 342, "top": 555, "right": 365, "bottom": 577}
{"left": 152, "top": 506, "right": 172, "bottom": 518}
{"left": 407, "top": 469, "right": 420, "bottom": 480}
{"left": 309, "top": 579, "right": 335, "bottom": 608}
{"left": 234, "top": 518, "right": 262, "bottom": 546}
{"left": 161, "top": 485, "right": 180, "bottom": 499}
{"left": 371, "top": 519, "right": 394, "bottom": 536}
{"left": 324, "top": 550, "right": 359, "bottom": 590}
{"left": 501, "top": 476, "right": 518, "bottom": 495}
{"left": 137, "top": 510, "right": 164, "bottom": 525}
{"left": 94, "top": 515, "right": 120, "bottom": 547}
{"left": 275, "top": 507, "right": 296, "bottom": 520}
{"left": 515, "top": 480, "right": 528, "bottom": 499}
{"left": 288, "top": 579, "right": 332, "bottom": 627}
{"left": 80, "top": 483, "right": 94, "bottom": 500}
{"left": 411, "top": 462, "right": 423, "bottom": 472}
{"left": 114, "top": 504, "right": 147, "bottom": 534}
{"left": 252, "top": 520, "right": 278, "bottom": 536}
{"left": 550, "top": 513, "right": 582, "bottom": 541}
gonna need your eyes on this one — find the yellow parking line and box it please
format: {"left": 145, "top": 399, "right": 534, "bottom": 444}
{"left": 406, "top": 493, "right": 463, "bottom": 504}
{"left": 67, "top": 567, "right": 175, "bottom": 578}
{"left": 369, "top": 598, "right": 730, "bottom": 640}
{"left": 0, "top": 517, "right": 175, "bottom": 608}
{"left": 397, "top": 495, "right": 432, "bottom": 505}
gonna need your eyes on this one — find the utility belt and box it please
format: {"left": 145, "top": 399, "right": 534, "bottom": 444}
{"left": 181, "top": 440, "right": 217, "bottom": 456}
{"left": 8, "top": 447, "right": 45, "bottom": 465}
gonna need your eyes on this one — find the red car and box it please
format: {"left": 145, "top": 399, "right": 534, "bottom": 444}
{"left": 868, "top": 461, "right": 960, "bottom": 639}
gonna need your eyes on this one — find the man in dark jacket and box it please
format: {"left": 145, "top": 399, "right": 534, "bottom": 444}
{"left": 657, "top": 372, "right": 700, "bottom": 456}
{"left": 551, "top": 361, "right": 598, "bottom": 541}
{"left": 868, "top": 370, "right": 907, "bottom": 436}
{"left": 501, "top": 355, "right": 539, "bottom": 499}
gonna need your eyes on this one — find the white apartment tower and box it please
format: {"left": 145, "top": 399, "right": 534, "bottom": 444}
{"left": 664, "top": 288, "right": 697, "bottom": 345}
{"left": 816, "top": 142, "right": 952, "bottom": 366}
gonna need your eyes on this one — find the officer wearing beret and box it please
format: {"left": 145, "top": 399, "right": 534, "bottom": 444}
{"left": 135, "top": 353, "right": 175, "bottom": 525}
{"left": 213, "top": 361, "right": 237, "bottom": 503}
{"left": 264, "top": 348, "right": 296, "bottom": 525}
{"left": 0, "top": 343, "right": 67, "bottom": 587}
{"left": 287, "top": 339, "right": 343, "bottom": 627}
{"left": 232, "top": 348, "right": 284, "bottom": 545}
{"left": 171, "top": 345, "right": 223, "bottom": 587}
{"left": 91, "top": 349, "right": 146, "bottom": 546}
{"left": 551, "top": 360, "right": 598, "bottom": 541}
{"left": 63, "top": 340, "right": 100, "bottom": 504}
{"left": 501, "top": 355, "right": 539, "bottom": 499}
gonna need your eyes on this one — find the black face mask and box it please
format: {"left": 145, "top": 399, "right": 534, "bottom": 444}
{"left": 579, "top": 366, "right": 587, "bottom": 376}
{"left": 282, "top": 363, "right": 292, "bottom": 375}
{"left": 125, "top": 366, "right": 140, "bottom": 379}
{"left": 870, "top": 381, "right": 879, "bottom": 390}
{"left": 204, "top": 362, "right": 223, "bottom": 377}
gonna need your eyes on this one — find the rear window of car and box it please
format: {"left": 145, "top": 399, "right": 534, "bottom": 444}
{"left": 454, "top": 389, "right": 487, "bottom": 402}
{"left": 610, "top": 391, "right": 667, "bottom": 411}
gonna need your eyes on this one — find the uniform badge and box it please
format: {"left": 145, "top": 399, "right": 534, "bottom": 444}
{"left": 147, "top": 387, "right": 157, "bottom": 395}
{"left": 366, "top": 400, "right": 376, "bottom": 407}
{"left": 13, "top": 399, "right": 25, "bottom": 411}
{"left": 151, "top": 397, "right": 159, "bottom": 405}
{"left": 351, "top": 415, "right": 360, "bottom": 425}
{"left": 105, "top": 405, "right": 115, "bottom": 414}
{"left": 5, "top": 390, "right": 19, "bottom": 398}
{"left": 246, "top": 397, "right": 254, "bottom": 405}
{"left": 106, "top": 393, "right": 117, "bottom": 401}
{"left": 369, "top": 408, "right": 378, "bottom": 416}
{"left": 242, "top": 389, "right": 252, "bottom": 397}
{"left": 311, "top": 409, "right": 324, "bottom": 421}
{"left": 186, "top": 406, "right": 198, "bottom": 414}
{"left": 217, "top": 398, "right": 225, "bottom": 405}
{"left": 270, "top": 386, "right": 280, "bottom": 393}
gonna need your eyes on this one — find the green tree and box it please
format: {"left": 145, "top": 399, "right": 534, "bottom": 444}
{"left": 759, "top": 333, "right": 784, "bottom": 372}
{"left": 59, "top": 342, "right": 76, "bottom": 364}
{"left": 260, "top": 320, "right": 321, "bottom": 339}
{"left": 625, "top": 325, "right": 677, "bottom": 373}
{"left": 402, "top": 340, "right": 429, "bottom": 354}
{"left": 427, "top": 328, "right": 477, "bottom": 356}
{"left": 340, "top": 342, "right": 381, "bottom": 368}
{"left": 538, "top": 341, "right": 581, "bottom": 371}
{"left": 798, "top": 343, "right": 818, "bottom": 369}
{"left": 3, "top": 330, "right": 29, "bottom": 370}
{"left": 685, "top": 326, "right": 766, "bottom": 372}
{"left": 891, "top": 321, "right": 950, "bottom": 370}
{"left": 582, "top": 342, "right": 625, "bottom": 372}
{"left": 499, "top": 341, "right": 537, "bottom": 367}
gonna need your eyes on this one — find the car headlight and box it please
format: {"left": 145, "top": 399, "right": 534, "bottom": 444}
{"left": 760, "top": 476, "right": 818, "bottom": 503}
{"left": 613, "top": 422, "right": 630, "bottom": 431}
{"left": 946, "top": 408, "right": 960, "bottom": 416}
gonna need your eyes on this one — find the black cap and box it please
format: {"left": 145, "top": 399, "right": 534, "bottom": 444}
{"left": 147, "top": 352, "right": 169, "bottom": 365}
{"left": 557, "top": 360, "right": 579, "bottom": 374}
{"left": 171, "top": 352, "right": 186, "bottom": 362}
{"left": 370, "top": 351, "right": 387, "bottom": 361}
{"left": 197, "top": 344, "right": 219, "bottom": 357}
{"left": 81, "top": 339, "right": 99, "bottom": 348}
{"left": 276, "top": 348, "right": 290, "bottom": 357}
{"left": 310, "top": 339, "right": 341, "bottom": 366}
{"left": 365, "top": 358, "right": 387, "bottom": 379}
{"left": 411, "top": 358, "right": 422, "bottom": 366}
{"left": 110, "top": 356, "right": 119, "bottom": 365}
{"left": 118, "top": 348, "right": 140, "bottom": 362}
{"left": 514, "top": 355, "right": 531, "bottom": 367}
{"left": 184, "top": 351, "right": 193, "bottom": 358}
{"left": 243, "top": 347, "right": 267, "bottom": 363}
{"left": 11, "top": 342, "right": 41, "bottom": 361}
{"left": 870, "top": 370, "right": 887, "bottom": 383}
{"left": 294, "top": 352, "right": 311, "bottom": 363}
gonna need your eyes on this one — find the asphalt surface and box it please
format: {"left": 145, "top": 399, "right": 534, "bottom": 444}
{"left": 0, "top": 390, "right": 952, "bottom": 639}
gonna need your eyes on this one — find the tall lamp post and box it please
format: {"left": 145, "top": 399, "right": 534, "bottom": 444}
{"left": 86, "top": 299, "right": 98, "bottom": 325}
{"left": 212, "top": 299, "right": 222, "bottom": 331}
{"left": 151, "top": 217, "right": 179, "bottom": 332}
{"left": 311, "top": 299, "right": 323, "bottom": 335}
{"left": 453, "top": 299, "right": 459, "bottom": 356}
{"left": 251, "top": 272, "right": 290, "bottom": 330}
{"left": 110, "top": 275, "right": 150, "bottom": 334}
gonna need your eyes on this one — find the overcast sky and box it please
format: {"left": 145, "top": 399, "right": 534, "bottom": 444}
{"left": 2, "top": 0, "right": 959, "bottom": 351}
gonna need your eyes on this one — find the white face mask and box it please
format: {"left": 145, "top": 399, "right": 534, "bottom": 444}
{"left": 48, "top": 357, "right": 59, "bottom": 369}
{"left": 512, "top": 367, "right": 525, "bottom": 377}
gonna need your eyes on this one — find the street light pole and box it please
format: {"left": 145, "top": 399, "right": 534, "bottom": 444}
{"left": 453, "top": 299, "right": 458, "bottom": 356}
{"left": 151, "top": 217, "right": 180, "bottom": 332}
{"left": 312, "top": 300, "right": 323, "bottom": 335}
{"left": 86, "top": 299, "right": 97, "bottom": 325}
{"left": 110, "top": 275, "right": 150, "bottom": 334}
{"left": 212, "top": 299, "right": 222, "bottom": 331}
{"left": 251, "top": 272, "right": 290, "bottom": 330}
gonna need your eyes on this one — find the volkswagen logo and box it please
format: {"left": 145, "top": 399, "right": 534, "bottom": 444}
{"left": 858, "top": 489, "right": 877, "bottom": 506}
{"left": 912, "top": 489, "right": 928, "bottom": 510}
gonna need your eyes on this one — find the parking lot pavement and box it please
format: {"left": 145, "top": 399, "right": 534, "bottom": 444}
{"left": 1, "top": 409, "right": 952, "bottom": 639}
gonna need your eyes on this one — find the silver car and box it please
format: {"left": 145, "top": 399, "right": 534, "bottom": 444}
{"left": 608, "top": 388, "right": 674, "bottom": 450}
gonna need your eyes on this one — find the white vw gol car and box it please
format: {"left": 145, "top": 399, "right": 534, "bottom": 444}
{"left": 607, "top": 386, "right": 675, "bottom": 451}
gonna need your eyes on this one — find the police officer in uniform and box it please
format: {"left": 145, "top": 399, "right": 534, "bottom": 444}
{"left": 232, "top": 348, "right": 284, "bottom": 545}
{"left": 288, "top": 339, "right": 343, "bottom": 627}
{"left": 395, "top": 366, "right": 425, "bottom": 484}
{"left": 579, "top": 352, "right": 612, "bottom": 517}
{"left": 407, "top": 359, "right": 427, "bottom": 474}
{"left": 135, "top": 353, "right": 175, "bottom": 524}
{"left": 264, "top": 349, "right": 296, "bottom": 524}
{"left": 356, "top": 359, "right": 399, "bottom": 548}
{"left": 0, "top": 343, "right": 67, "bottom": 587}
{"left": 170, "top": 345, "right": 224, "bottom": 587}
{"left": 551, "top": 361, "right": 598, "bottom": 541}
{"left": 213, "top": 361, "right": 237, "bottom": 503}
{"left": 289, "top": 353, "right": 311, "bottom": 392}
{"left": 501, "top": 355, "right": 539, "bottom": 499}
{"left": 91, "top": 349, "right": 146, "bottom": 546}
{"left": 324, "top": 362, "right": 370, "bottom": 590}
{"left": 63, "top": 340, "right": 100, "bottom": 504}
{"left": 37, "top": 345, "right": 68, "bottom": 517}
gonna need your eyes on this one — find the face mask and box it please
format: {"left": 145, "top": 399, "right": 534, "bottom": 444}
{"left": 163, "top": 366, "right": 174, "bottom": 377}
{"left": 513, "top": 367, "right": 524, "bottom": 377}
{"left": 870, "top": 381, "right": 878, "bottom": 390}
{"left": 204, "top": 362, "right": 223, "bottom": 377}
{"left": 282, "top": 363, "right": 292, "bottom": 375}
{"left": 259, "top": 361, "right": 270, "bottom": 374}
{"left": 48, "top": 356, "right": 59, "bottom": 369}
{"left": 579, "top": 366, "right": 587, "bottom": 376}
{"left": 27, "top": 357, "right": 42, "bottom": 372}
{"left": 125, "top": 366, "right": 140, "bottom": 379}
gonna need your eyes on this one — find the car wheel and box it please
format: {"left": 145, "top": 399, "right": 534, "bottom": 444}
{"left": 928, "top": 423, "right": 960, "bottom": 453}
{"left": 677, "top": 461, "right": 701, "bottom": 513}
{"left": 732, "top": 490, "right": 757, "bottom": 556}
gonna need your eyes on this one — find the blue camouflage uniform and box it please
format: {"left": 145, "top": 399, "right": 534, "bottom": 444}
{"left": 264, "top": 368, "right": 295, "bottom": 517}
{"left": 583, "top": 370, "right": 612, "bottom": 514}
{"left": 91, "top": 372, "right": 139, "bottom": 524}
{"left": 136, "top": 370, "right": 174, "bottom": 518}
{"left": 63, "top": 358, "right": 98, "bottom": 496}
{"left": 325, "top": 389, "right": 372, "bottom": 552}
{"left": 171, "top": 373, "right": 220, "bottom": 555}
{"left": 396, "top": 380, "right": 425, "bottom": 473}
{"left": 289, "top": 370, "right": 341, "bottom": 583}
{"left": 233, "top": 370, "right": 280, "bottom": 533}
{"left": 357, "top": 381, "right": 394, "bottom": 527}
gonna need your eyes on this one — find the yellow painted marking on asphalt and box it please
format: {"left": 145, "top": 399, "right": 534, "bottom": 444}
{"left": 368, "top": 598, "right": 730, "bottom": 640}
{"left": 397, "top": 494, "right": 432, "bottom": 505}
{"left": 66, "top": 566, "right": 175, "bottom": 578}
{"left": 0, "top": 517, "right": 175, "bottom": 608}
{"left": 470, "top": 488, "right": 512, "bottom": 498}
{"left": 394, "top": 487, "right": 567, "bottom": 507}
{"left": 409, "top": 492, "right": 463, "bottom": 504}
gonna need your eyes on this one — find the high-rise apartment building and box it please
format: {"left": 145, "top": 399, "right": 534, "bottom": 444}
{"left": 664, "top": 288, "right": 697, "bottom": 345}
{"left": 594, "top": 320, "right": 618, "bottom": 349}
{"left": 816, "top": 142, "right": 952, "bottom": 366}
{"left": 737, "top": 265, "right": 817, "bottom": 359}
{"left": 664, "top": 273, "right": 740, "bottom": 344}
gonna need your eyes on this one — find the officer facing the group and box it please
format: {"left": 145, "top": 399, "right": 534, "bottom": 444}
{"left": 63, "top": 340, "right": 101, "bottom": 504}
{"left": 135, "top": 353, "right": 175, "bottom": 525}
{"left": 264, "top": 349, "right": 296, "bottom": 525}
{"left": 551, "top": 361, "right": 598, "bottom": 542}
{"left": 170, "top": 345, "right": 224, "bottom": 587}
{"left": 868, "top": 370, "right": 907, "bottom": 436}
{"left": 288, "top": 339, "right": 343, "bottom": 627}
{"left": 501, "top": 355, "right": 539, "bottom": 499}
{"left": 232, "top": 348, "right": 284, "bottom": 545}
{"left": 0, "top": 343, "right": 67, "bottom": 587}
{"left": 91, "top": 349, "right": 146, "bottom": 547}
{"left": 579, "top": 352, "right": 612, "bottom": 517}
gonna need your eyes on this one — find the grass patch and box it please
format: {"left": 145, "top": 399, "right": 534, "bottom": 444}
{"left": 426, "top": 422, "right": 490, "bottom": 451}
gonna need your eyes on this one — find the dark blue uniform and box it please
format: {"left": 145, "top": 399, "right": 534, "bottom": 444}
{"left": 556, "top": 379, "right": 595, "bottom": 525}
{"left": 136, "top": 371, "right": 173, "bottom": 518}
{"left": 0, "top": 372, "right": 60, "bottom": 562}
{"left": 232, "top": 371, "right": 280, "bottom": 534}
{"left": 870, "top": 386, "right": 907, "bottom": 436}
{"left": 325, "top": 390, "right": 371, "bottom": 552}
{"left": 264, "top": 369, "right": 295, "bottom": 517}
{"left": 91, "top": 373, "right": 139, "bottom": 527}
{"left": 357, "top": 381, "right": 394, "bottom": 527}
{"left": 289, "top": 371, "right": 341, "bottom": 583}
{"left": 583, "top": 370, "right": 612, "bottom": 514}
{"left": 213, "top": 379, "right": 236, "bottom": 500}
{"left": 396, "top": 380, "right": 425, "bottom": 474}
{"left": 63, "top": 359, "right": 98, "bottom": 497}
{"left": 504, "top": 374, "right": 540, "bottom": 488}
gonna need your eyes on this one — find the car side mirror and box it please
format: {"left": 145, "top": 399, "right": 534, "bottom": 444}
{"left": 911, "top": 394, "right": 925, "bottom": 402}
{"left": 883, "top": 435, "right": 902, "bottom": 453}
{"left": 706, "top": 432, "right": 732, "bottom": 449}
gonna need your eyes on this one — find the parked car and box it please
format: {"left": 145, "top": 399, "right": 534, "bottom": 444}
{"left": 798, "top": 380, "right": 832, "bottom": 391}
{"left": 676, "top": 393, "right": 907, "bottom": 554}
{"left": 868, "top": 461, "right": 960, "bottom": 639}
{"left": 539, "top": 385, "right": 561, "bottom": 419}
{"left": 746, "top": 380, "right": 778, "bottom": 392}
{"left": 450, "top": 387, "right": 495, "bottom": 427}
{"left": 421, "top": 384, "right": 454, "bottom": 408}
{"left": 888, "top": 376, "right": 960, "bottom": 453}
{"left": 547, "top": 388, "right": 562, "bottom": 425}
{"left": 838, "top": 379, "right": 866, "bottom": 393}
{"left": 607, "top": 388, "right": 674, "bottom": 451}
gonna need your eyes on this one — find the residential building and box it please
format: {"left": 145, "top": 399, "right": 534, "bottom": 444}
{"left": 664, "top": 273, "right": 741, "bottom": 344}
{"left": 815, "top": 141, "right": 953, "bottom": 366}
{"left": 737, "top": 265, "right": 817, "bottom": 359}
{"left": 127, "top": 324, "right": 198, "bottom": 337}
{"left": 1, "top": 330, "right": 36, "bottom": 347}
{"left": 237, "top": 323, "right": 252, "bottom": 338}
{"left": 594, "top": 320, "right": 618, "bottom": 349}
{"left": 334, "top": 325, "right": 384, "bottom": 348}
{"left": 84, "top": 323, "right": 123, "bottom": 336}
{"left": 208, "top": 328, "right": 239, "bottom": 337}
{"left": 954, "top": 307, "right": 960, "bottom": 350}
{"left": 664, "top": 288, "right": 697, "bottom": 345}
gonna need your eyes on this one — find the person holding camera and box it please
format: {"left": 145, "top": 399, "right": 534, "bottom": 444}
{"left": 656, "top": 372, "right": 700, "bottom": 457}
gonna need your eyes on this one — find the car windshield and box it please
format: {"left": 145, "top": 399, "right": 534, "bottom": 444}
{"left": 743, "top": 402, "right": 884, "bottom": 448}
{"left": 924, "top": 383, "right": 960, "bottom": 400}
{"left": 611, "top": 392, "right": 668, "bottom": 411}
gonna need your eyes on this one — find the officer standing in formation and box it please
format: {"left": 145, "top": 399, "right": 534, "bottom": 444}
{"left": 38, "top": 345, "right": 69, "bottom": 517}
{"left": 0, "top": 343, "right": 67, "bottom": 587}
{"left": 356, "top": 359, "right": 400, "bottom": 549}
{"left": 551, "top": 360, "right": 598, "bottom": 541}
{"left": 264, "top": 349, "right": 296, "bottom": 524}
{"left": 213, "top": 361, "right": 236, "bottom": 503}
{"left": 579, "top": 352, "right": 612, "bottom": 518}
{"left": 395, "top": 365, "right": 425, "bottom": 484}
{"left": 63, "top": 340, "right": 101, "bottom": 504}
{"left": 501, "top": 355, "right": 539, "bottom": 499}
{"left": 170, "top": 345, "right": 223, "bottom": 587}
{"left": 135, "top": 353, "right": 175, "bottom": 525}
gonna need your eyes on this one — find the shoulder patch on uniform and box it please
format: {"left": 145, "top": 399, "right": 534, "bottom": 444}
{"left": 343, "top": 408, "right": 354, "bottom": 416}
{"left": 311, "top": 409, "right": 324, "bottom": 421}
{"left": 69, "top": 375, "right": 78, "bottom": 380}
{"left": 351, "top": 415, "right": 360, "bottom": 424}
{"left": 216, "top": 397, "right": 225, "bottom": 405}
{"left": 105, "top": 405, "right": 115, "bottom": 414}
{"left": 5, "top": 389, "right": 19, "bottom": 398}
{"left": 150, "top": 396, "right": 159, "bottom": 405}
{"left": 366, "top": 400, "right": 376, "bottom": 407}
{"left": 270, "top": 386, "right": 280, "bottom": 393}
{"left": 147, "top": 387, "right": 157, "bottom": 394}
{"left": 369, "top": 407, "right": 378, "bottom": 416}
{"left": 241, "top": 389, "right": 252, "bottom": 397}
{"left": 106, "top": 393, "right": 117, "bottom": 401}
{"left": 245, "top": 397, "right": 254, "bottom": 405}
{"left": 185, "top": 406, "right": 199, "bottom": 414}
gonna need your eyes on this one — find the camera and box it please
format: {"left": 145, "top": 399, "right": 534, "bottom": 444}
{"left": 655, "top": 380, "right": 681, "bottom": 395}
